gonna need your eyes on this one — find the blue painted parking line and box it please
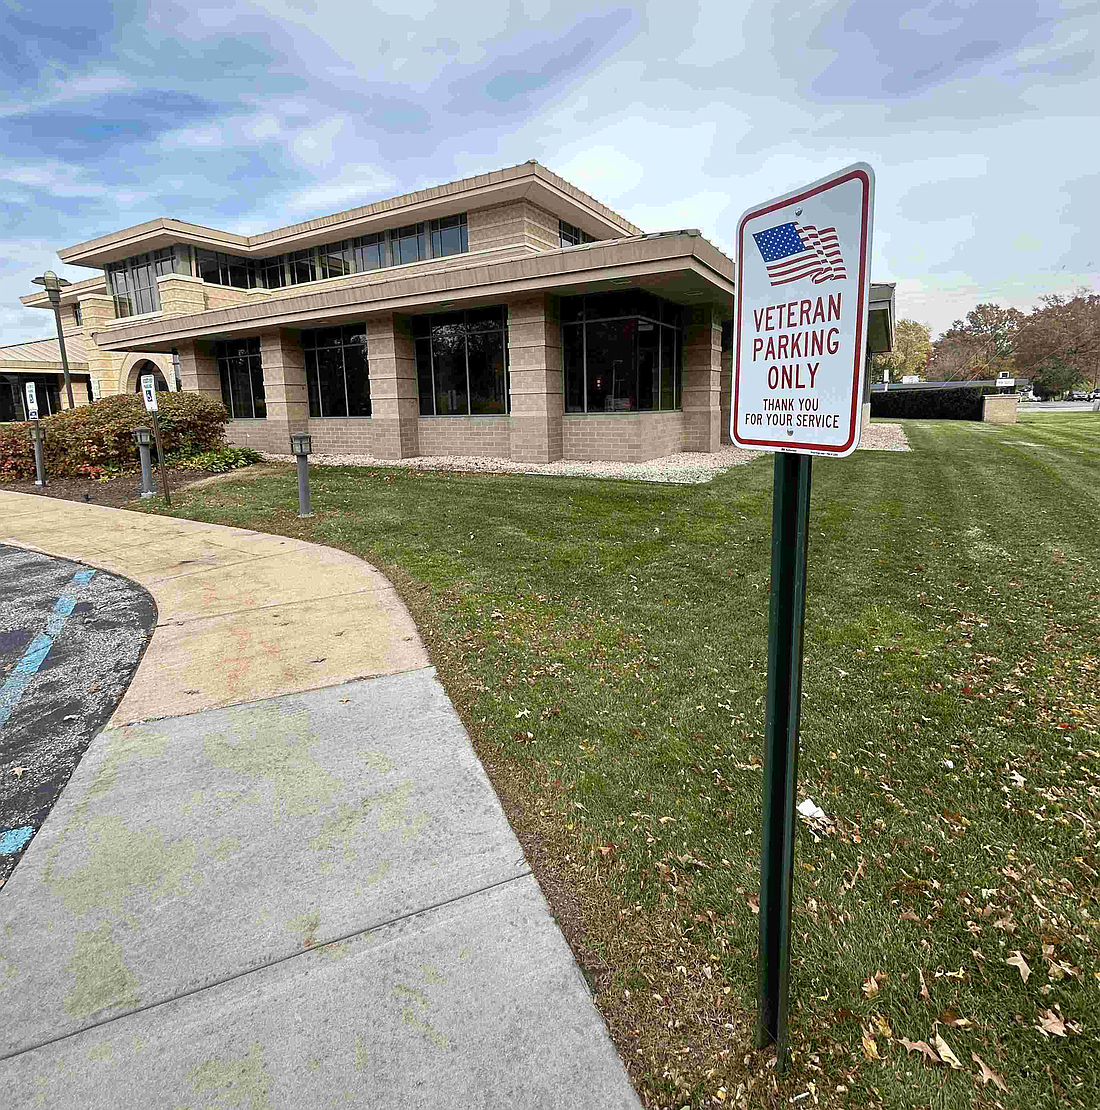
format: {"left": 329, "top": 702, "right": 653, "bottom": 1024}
{"left": 0, "top": 826, "right": 34, "bottom": 856}
{"left": 0, "top": 568, "right": 96, "bottom": 731}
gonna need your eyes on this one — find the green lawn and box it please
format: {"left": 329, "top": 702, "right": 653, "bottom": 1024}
{"left": 138, "top": 413, "right": 1099, "bottom": 1110}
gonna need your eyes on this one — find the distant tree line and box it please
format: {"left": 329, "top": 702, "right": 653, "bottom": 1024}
{"left": 872, "top": 287, "right": 1099, "bottom": 397}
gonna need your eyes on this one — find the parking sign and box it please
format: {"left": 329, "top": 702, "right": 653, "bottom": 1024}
{"left": 25, "top": 382, "right": 38, "bottom": 420}
{"left": 732, "top": 164, "right": 874, "bottom": 457}
{"left": 141, "top": 374, "right": 159, "bottom": 412}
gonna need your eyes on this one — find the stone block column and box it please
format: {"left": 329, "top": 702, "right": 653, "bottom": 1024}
{"left": 176, "top": 338, "right": 222, "bottom": 403}
{"left": 507, "top": 294, "right": 563, "bottom": 463}
{"left": 367, "top": 314, "right": 420, "bottom": 459}
{"left": 681, "top": 305, "right": 722, "bottom": 452}
{"left": 80, "top": 294, "right": 126, "bottom": 398}
{"left": 259, "top": 330, "right": 309, "bottom": 448}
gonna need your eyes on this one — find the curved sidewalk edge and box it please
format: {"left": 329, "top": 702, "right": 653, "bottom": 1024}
{"left": 0, "top": 490, "right": 428, "bottom": 726}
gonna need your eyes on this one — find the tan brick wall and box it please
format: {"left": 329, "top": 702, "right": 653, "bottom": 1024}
{"left": 681, "top": 306, "right": 721, "bottom": 452}
{"left": 417, "top": 416, "right": 510, "bottom": 457}
{"left": 224, "top": 420, "right": 289, "bottom": 453}
{"left": 982, "top": 394, "right": 1019, "bottom": 424}
{"left": 157, "top": 274, "right": 207, "bottom": 317}
{"left": 367, "top": 313, "right": 420, "bottom": 458}
{"left": 306, "top": 418, "right": 378, "bottom": 455}
{"left": 469, "top": 200, "right": 557, "bottom": 254}
{"left": 507, "top": 293, "right": 563, "bottom": 462}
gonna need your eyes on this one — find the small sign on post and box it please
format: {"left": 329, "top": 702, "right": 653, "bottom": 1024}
{"left": 140, "top": 374, "right": 171, "bottom": 507}
{"left": 25, "top": 381, "right": 38, "bottom": 421}
{"left": 732, "top": 164, "right": 874, "bottom": 1071}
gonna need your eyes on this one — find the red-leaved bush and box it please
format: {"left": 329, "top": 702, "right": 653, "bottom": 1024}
{"left": 0, "top": 391, "right": 228, "bottom": 480}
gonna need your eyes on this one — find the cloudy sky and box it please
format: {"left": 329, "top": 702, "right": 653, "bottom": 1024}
{"left": 2, "top": 0, "right": 1096, "bottom": 343}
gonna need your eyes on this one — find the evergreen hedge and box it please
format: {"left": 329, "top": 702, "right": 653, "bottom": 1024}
{"left": 0, "top": 391, "right": 228, "bottom": 480}
{"left": 870, "top": 385, "right": 999, "bottom": 421}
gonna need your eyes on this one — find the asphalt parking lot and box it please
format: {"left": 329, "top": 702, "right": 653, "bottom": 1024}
{"left": 0, "top": 545, "right": 155, "bottom": 888}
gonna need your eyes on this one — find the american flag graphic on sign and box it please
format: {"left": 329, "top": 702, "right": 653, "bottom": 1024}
{"left": 752, "top": 221, "right": 847, "bottom": 287}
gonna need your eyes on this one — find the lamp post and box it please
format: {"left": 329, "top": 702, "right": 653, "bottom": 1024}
{"left": 133, "top": 427, "right": 156, "bottom": 498}
{"left": 289, "top": 431, "right": 313, "bottom": 518}
{"left": 31, "top": 270, "right": 75, "bottom": 410}
{"left": 28, "top": 421, "right": 47, "bottom": 487}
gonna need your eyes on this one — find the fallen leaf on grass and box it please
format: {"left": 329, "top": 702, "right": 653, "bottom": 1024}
{"left": 861, "top": 1027, "right": 881, "bottom": 1060}
{"left": 745, "top": 893, "right": 759, "bottom": 915}
{"left": 899, "top": 1037, "right": 940, "bottom": 1064}
{"left": 1037, "top": 1008, "right": 1066, "bottom": 1037}
{"left": 862, "top": 973, "right": 881, "bottom": 998}
{"left": 10, "top": 766, "right": 28, "bottom": 778}
{"left": 1006, "top": 951, "right": 1031, "bottom": 982}
{"left": 870, "top": 1014, "right": 893, "bottom": 1038}
{"left": 843, "top": 855, "right": 865, "bottom": 893}
{"left": 938, "top": 1010, "right": 973, "bottom": 1028}
{"left": 918, "top": 967, "right": 929, "bottom": 999}
{"left": 933, "top": 1032, "right": 963, "bottom": 1070}
{"left": 972, "top": 1053, "right": 1009, "bottom": 1093}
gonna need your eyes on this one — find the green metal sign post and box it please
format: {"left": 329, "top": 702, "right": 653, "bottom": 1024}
{"left": 755, "top": 451, "right": 812, "bottom": 1069}
{"left": 732, "top": 164, "right": 874, "bottom": 1069}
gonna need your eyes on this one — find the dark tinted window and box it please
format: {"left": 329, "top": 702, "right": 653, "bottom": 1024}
{"left": 412, "top": 306, "right": 509, "bottom": 416}
{"left": 300, "top": 323, "right": 371, "bottom": 417}
{"left": 214, "top": 337, "right": 265, "bottom": 419}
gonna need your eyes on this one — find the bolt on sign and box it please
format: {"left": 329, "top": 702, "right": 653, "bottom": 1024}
{"left": 732, "top": 163, "right": 875, "bottom": 456}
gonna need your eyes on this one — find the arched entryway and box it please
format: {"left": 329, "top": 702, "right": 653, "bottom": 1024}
{"left": 127, "top": 359, "right": 170, "bottom": 394}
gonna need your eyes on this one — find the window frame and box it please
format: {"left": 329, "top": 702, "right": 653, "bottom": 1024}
{"left": 214, "top": 337, "right": 266, "bottom": 420}
{"left": 560, "top": 292, "right": 684, "bottom": 415}
{"left": 300, "top": 324, "right": 371, "bottom": 418}
{"left": 414, "top": 305, "right": 510, "bottom": 417}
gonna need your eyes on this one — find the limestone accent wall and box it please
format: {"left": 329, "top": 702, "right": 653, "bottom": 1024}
{"left": 176, "top": 338, "right": 221, "bottom": 403}
{"left": 982, "top": 394, "right": 1019, "bottom": 424}
{"left": 681, "top": 306, "right": 722, "bottom": 452}
{"left": 523, "top": 201, "right": 560, "bottom": 252}
{"left": 203, "top": 285, "right": 272, "bottom": 311}
{"left": 860, "top": 402, "right": 872, "bottom": 434}
{"left": 417, "top": 416, "right": 511, "bottom": 457}
{"left": 120, "top": 351, "right": 176, "bottom": 393}
{"left": 367, "top": 314, "right": 420, "bottom": 459}
{"left": 468, "top": 200, "right": 558, "bottom": 255}
{"left": 79, "top": 294, "right": 128, "bottom": 398}
{"left": 306, "top": 417, "right": 377, "bottom": 455}
{"left": 157, "top": 274, "right": 207, "bottom": 317}
{"left": 507, "top": 293, "right": 563, "bottom": 462}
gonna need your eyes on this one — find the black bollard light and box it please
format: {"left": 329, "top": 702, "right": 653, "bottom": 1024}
{"left": 133, "top": 427, "right": 156, "bottom": 498}
{"left": 28, "top": 420, "right": 47, "bottom": 487}
{"left": 290, "top": 430, "right": 313, "bottom": 518}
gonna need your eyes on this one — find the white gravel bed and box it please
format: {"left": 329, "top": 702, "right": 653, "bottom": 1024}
{"left": 261, "top": 423, "right": 908, "bottom": 485}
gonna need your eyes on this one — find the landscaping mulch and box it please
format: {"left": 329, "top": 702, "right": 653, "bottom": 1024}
{"left": 1, "top": 470, "right": 212, "bottom": 510}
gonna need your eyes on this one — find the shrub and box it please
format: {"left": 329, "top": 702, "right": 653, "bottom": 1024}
{"left": 0, "top": 391, "right": 228, "bottom": 480}
{"left": 172, "top": 445, "right": 263, "bottom": 473}
{"left": 870, "top": 385, "right": 999, "bottom": 421}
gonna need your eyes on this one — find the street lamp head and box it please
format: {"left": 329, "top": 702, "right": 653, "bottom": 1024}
{"left": 289, "top": 431, "right": 312, "bottom": 456}
{"left": 32, "top": 270, "right": 72, "bottom": 307}
{"left": 133, "top": 426, "right": 153, "bottom": 448}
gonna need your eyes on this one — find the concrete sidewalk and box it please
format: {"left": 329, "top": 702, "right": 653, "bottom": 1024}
{"left": 0, "top": 492, "right": 640, "bottom": 1108}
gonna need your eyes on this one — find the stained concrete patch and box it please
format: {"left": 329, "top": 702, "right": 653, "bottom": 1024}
{"left": 0, "top": 669, "right": 530, "bottom": 1055}
{"left": 0, "top": 878, "right": 640, "bottom": 1109}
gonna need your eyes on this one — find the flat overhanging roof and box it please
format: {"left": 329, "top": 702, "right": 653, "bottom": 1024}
{"left": 58, "top": 161, "right": 644, "bottom": 269}
{"left": 93, "top": 231, "right": 737, "bottom": 353}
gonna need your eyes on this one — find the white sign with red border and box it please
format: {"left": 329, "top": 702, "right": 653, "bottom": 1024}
{"left": 732, "top": 163, "right": 875, "bottom": 457}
